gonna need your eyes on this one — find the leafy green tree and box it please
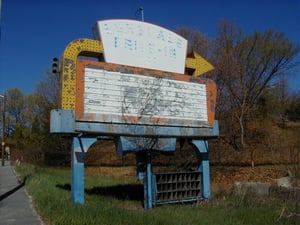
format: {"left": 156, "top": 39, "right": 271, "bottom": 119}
{"left": 4, "top": 88, "right": 26, "bottom": 147}
{"left": 3, "top": 65, "right": 70, "bottom": 164}
{"left": 257, "top": 78, "right": 291, "bottom": 127}
{"left": 32, "top": 67, "right": 71, "bottom": 165}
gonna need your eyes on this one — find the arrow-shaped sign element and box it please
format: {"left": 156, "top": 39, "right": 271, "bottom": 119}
{"left": 185, "top": 51, "right": 214, "bottom": 76}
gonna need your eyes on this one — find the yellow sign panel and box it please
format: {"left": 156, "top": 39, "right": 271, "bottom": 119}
{"left": 185, "top": 51, "right": 214, "bottom": 76}
{"left": 60, "top": 39, "right": 103, "bottom": 109}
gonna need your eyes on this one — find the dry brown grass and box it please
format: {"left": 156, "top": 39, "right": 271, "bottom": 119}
{"left": 84, "top": 121, "right": 299, "bottom": 197}
{"left": 86, "top": 166, "right": 136, "bottom": 178}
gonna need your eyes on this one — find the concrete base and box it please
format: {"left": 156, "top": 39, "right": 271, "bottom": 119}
{"left": 234, "top": 181, "right": 271, "bottom": 197}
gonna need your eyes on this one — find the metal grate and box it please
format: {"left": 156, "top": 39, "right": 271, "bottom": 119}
{"left": 153, "top": 171, "right": 202, "bottom": 205}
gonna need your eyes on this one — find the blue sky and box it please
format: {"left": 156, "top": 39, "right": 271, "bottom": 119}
{"left": 0, "top": 0, "right": 299, "bottom": 94}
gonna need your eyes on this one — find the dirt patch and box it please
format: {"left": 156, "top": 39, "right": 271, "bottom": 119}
{"left": 210, "top": 165, "right": 291, "bottom": 195}
{"left": 84, "top": 121, "right": 299, "bottom": 197}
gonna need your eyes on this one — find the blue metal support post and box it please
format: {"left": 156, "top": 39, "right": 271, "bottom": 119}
{"left": 71, "top": 136, "right": 97, "bottom": 204}
{"left": 191, "top": 140, "right": 211, "bottom": 199}
{"left": 144, "top": 151, "right": 153, "bottom": 209}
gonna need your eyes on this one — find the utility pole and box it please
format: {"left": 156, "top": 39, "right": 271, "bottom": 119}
{"left": 0, "top": 94, "right": 5, "bottom": 166}
{"left": 0, "top": 0, "right": 2, "bottom": 40}
{"left": 0, "top": 0, "right": 4, "bottom": 166}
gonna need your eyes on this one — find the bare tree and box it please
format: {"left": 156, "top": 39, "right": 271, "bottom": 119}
{"left": 175, "top": 27, "right": 211, "bottom": 57}
{"left": 212, "top": 21, "right": 300, "bottom": 149}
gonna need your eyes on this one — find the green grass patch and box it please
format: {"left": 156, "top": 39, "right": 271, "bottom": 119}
{"left": 16, "top": 164, "right": 299, "bottom": 225}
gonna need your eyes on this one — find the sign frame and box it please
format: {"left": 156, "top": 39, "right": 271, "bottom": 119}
{"left": 75, "top": 60, "right": 217, "bottom": 128}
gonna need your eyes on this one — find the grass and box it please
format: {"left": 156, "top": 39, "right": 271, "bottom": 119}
{"left": 15, "top": 164, "right": 299, "bottom": 225}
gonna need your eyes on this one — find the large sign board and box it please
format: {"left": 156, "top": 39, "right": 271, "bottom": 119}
{"left": 84, "top": 68, "right": 207, "bottom": 124}
{"left": 93, "top": 19, "right": 188, "bottom": 74}
{"left": 75, "top": 60, "right": 216, "bottom": 128}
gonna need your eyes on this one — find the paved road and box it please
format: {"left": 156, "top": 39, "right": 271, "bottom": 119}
{"left": 0, "top": 160, "right": 43, "bottom": 225}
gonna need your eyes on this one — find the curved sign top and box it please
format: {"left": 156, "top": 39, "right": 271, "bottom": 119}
{"left": 93, "top": 19, "right": 188, "bottom": 74}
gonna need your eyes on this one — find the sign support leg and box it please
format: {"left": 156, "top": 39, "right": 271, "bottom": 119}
{"left": 144, "top": 150, "right": 153, "bottom": 209}
{"left": 71, "top": 136, "right": 97, "bottom": 204}
{"left": 191, "top": 140, "right": 211, "bottom": 199}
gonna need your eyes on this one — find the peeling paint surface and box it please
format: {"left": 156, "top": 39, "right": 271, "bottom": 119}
{"left": 95, "top": 19, "right": 187, "bottom": 73}
{"left": 83, "top": 67, "right": 207, "bottom": 127}
{"left": 75, "top": 60, "right": 217, "bottom": 128}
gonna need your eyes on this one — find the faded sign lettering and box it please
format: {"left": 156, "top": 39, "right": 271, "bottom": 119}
{"left": 84, "top": 68, "right": 208, "bottom": 123}
{"left": 94, "top": 19, "right": 187, "bottom": 74}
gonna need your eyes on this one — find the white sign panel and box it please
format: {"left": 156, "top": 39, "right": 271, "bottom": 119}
{"left": 84, "top": 68, "right": 208, "bottom": 125}
{"left": 94, "top": 19, "right": 187, "bottom": 74}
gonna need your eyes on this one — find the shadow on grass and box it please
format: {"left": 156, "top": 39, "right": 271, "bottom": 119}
{"left": 56, "top": 183, "right": 144, "bottom": 201}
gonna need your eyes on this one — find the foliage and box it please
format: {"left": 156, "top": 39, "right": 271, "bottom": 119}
{"left": 257, "top": 79, "right": 291, "bottom": 128}
{"left": 2, "top": 67, "right": 71, "bottom": 165}
{"left": 286, "top": 91, "right": 300, "bottom": 121}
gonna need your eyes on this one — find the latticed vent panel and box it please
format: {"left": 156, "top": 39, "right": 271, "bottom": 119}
{"left": 153, "top": 172, "right": 202, "bottom": 204}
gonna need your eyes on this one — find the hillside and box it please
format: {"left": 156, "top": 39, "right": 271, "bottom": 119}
{"left": 84, "top": 121, "right": 299, "bottom": 194}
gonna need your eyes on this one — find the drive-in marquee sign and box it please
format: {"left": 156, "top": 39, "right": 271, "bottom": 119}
{"left": 56, "top": 19, "right": 216, "bottom": 136}
{"left": 51, "top": 19, "right": 219, "bottom": 208}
